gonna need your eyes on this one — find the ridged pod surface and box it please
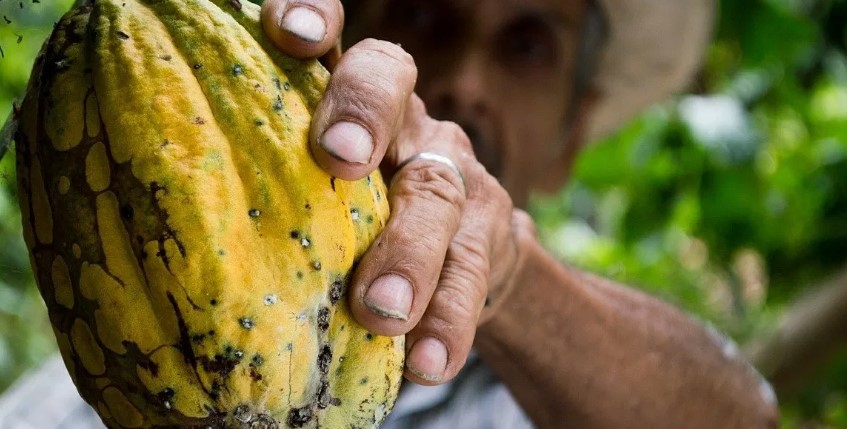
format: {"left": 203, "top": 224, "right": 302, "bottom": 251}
{"left": 15, "top": 1, "right": 404, "bottom": 427}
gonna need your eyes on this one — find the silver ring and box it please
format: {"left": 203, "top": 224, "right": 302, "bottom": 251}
{"left": 396, "top": 152, "right": 466, "bottom": 190}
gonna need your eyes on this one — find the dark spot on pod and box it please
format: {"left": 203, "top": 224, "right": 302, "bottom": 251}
{"left": 251, "top": 414, "right": 277, "bottom": 428}
{"left": 191, "top": 333, "right": 206, "bottom": 344}
{"left": 273, "top": 96, "right": 283, "bottom": 111}
{"left": 312, "top": 261, "right": 321, "bottom": 271}
{"left": 233, "top": 404, "right": 252, "bottom": 423}
{"left": 273, "top": 77, "right": 282, "bottom": 91}
{"left": 296, "top": 271, "right": 304, "bottom": 279}
{"left": 359, "top": 377, "right": 368, "bottom": 385}
{"left": 239, "top": 317, "right": 254, "bottom": 329}
{"left": 365, "top": 333, "right": 373, "bottom": 341}
{"left": 366, "top": 215, "right": 374, "bottom": 224}
{"left": 232, "top": 64, "right": 244, "bottom": 76}
{"left": 251, "top": 354, "right": 264, "bottom": 367}
{"left": 193, "top": 116, "right": 205, "bottom": 125}
{"left": 209, "top": 382, "right": 221, "bottom": 401}
{"left": 54, "top": 58, "right": 71, "bottom": 72}
{"left": 210, "top": 299, "right": 218, "bottom": 306}
{"left": 208, "top": 330, "right": 216, "bottom": 336}
{"left": 120, "top": 203, "right": 134, "bottom": 220}
{"left": 317, "top": 307, "right": 330, "bottom": 332}
{"left": 193, "top": 63, "right": 203, "bottom": 70}
{"left": 248, "top": 208, "right": 261, "bottom": 218}
{"left": 249, "top": 369, "right": 263, "bottom": 382}
{"left": 316, "top": 381, "right": 332, "bottom": 409}
{"left": 376, "top": 191, "right": 382, "bottom": 201}
{"left": 287, "top": 407, "right": 312, "bottom": 428}
{"left": 201, "top": 345, "right": 244, "bottom": 377}
{"left": 255, "top": 119, "right": 264, "bottom": 126}
{"left": 218, "top": 249, "right": 225, "bottom": 256}
{"left": 318, "top": 345, "right": 332, "bottom": 373}
{"left": 290, "top": 230, "right": 300, "bottom": 239}
{"left": 304, "top": 202, "right": 312, "bottom": 210}
{"left": 157, "top": 388, "right": 175, "bottom": 411}
{"left": 159, "top": 54, "right": 172, "bottom": 61}
{"left": 329, "top": 279, "right": 343, "bottom": 304}
{"left": 116, "top": 30, "right": 130, "bottom": 40}
{"left": 283, "top": 82, "right": 291, "bottom": 91}
{"left": 330, "top": 177, "right": 336, "bottom": 192}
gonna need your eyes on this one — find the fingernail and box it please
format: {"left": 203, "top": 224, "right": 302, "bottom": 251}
{"left": 320, "top": 122, "right": 374, "bottom": 165}
{"left": 407, "top": 337, "right": 448, "bottom": 382}
{"left": 280, "top": 7, "right": 326, "bottom": 43}
{"left": 364, "top": 274, "right": 413, "bottom": 320}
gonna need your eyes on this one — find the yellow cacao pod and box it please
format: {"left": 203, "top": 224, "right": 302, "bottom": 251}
{"left": 15, "top": 1, "right": 404, "bottom": 427}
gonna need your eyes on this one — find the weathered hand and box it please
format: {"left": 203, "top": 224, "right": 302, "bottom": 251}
{"left": 262, "top": 0, "right": 532, "bottom": 385}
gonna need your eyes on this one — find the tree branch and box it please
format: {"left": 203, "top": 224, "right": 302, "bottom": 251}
{"left": 745, "top": 264, "right": 847, "bottom": 396}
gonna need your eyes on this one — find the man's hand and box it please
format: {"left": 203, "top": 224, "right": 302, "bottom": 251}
{"left": 261, "top": 0, "right": 530, "bottom": 385}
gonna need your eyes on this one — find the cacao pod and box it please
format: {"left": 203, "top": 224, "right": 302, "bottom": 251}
{"left": 15, "top": 1, "right": 404, "bottom": 428}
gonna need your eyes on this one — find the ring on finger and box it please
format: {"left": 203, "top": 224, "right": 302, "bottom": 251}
{"left": 395, "top": 152, "right": 466, "bottom": 193}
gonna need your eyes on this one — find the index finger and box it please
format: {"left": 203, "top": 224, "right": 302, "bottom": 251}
{"left": 261, "top": 0, "right": 344, "bottom": 58}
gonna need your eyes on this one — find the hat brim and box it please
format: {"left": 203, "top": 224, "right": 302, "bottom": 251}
{"left": 587, "top": 0, "right": 715, "bottom": 140}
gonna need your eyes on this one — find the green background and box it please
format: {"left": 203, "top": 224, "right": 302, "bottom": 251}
{"left": 1, "top": 0, "right": 847, "bottom": 427}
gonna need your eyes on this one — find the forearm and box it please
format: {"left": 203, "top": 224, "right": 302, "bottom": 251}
{"left": 475, "top": 238, "right": 779, "bottom": 429}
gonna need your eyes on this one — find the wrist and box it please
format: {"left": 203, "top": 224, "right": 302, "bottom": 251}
{"left": 477, "top": 211, "right": 538, "bottom": 327}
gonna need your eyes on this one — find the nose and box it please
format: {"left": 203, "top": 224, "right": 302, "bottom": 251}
{"left": 422, "top": 51, "right": 490, "bottom": 122}
{"left": 419, "top": 52, "right": 503, "bottom": 177}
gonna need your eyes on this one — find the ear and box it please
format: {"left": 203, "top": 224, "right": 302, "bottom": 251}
{"left": 532, "top": 87, "right": 601, "bottom": 193}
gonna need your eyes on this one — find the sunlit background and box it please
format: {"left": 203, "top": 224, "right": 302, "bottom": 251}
{"left": 1, "top": 0, "right": 847, "bottom": 427}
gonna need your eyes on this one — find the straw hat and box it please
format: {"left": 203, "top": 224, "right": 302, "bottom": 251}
{"left": 587, "top": 0, "right": 715, "bottom": 140}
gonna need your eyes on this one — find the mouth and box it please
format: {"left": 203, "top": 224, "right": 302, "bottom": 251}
{"left": 457, "top": 121, "right": 503, "bottom": 180}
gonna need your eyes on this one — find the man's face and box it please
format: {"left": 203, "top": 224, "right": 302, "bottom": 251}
{"left": 345, "top": 0, "right": 589, "bottom": 207}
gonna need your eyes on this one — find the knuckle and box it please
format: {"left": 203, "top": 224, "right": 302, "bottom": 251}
{"left": 433, "top": 268, "right": 488, "bottom": 327}
{"left": 429, "top": 283, "right": 479, "bottom": 334}
{"left": 393, "top": 162, "right": 466, "bottom": 208}
{"left": 437, "top": 120, "right": 473, "bottom": 154}
{"left": 448, "top": 236, "right": 491, "bottom": 284}
{"left": 352, "top": 39, "right": 417, "bottom": 81}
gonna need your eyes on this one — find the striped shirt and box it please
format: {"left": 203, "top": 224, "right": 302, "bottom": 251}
{"left": 0, "top": 352, "right": 534, "bottom": 428}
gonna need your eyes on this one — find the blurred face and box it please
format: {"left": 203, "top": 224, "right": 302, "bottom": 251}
{"left": 345, "top": 0, "right": 590, "bottom": 206}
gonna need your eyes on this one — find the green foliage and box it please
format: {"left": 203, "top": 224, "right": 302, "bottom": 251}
{"left": 530, "top": 0, "right": 847, "bottom": 425}
{"left": 0, "top": 0, "right": 76, "bottom": 393}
